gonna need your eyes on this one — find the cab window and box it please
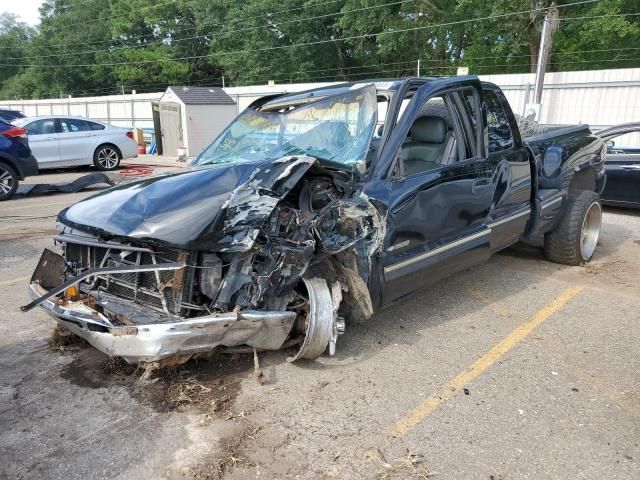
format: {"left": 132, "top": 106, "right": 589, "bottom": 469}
{"left": 484, "top": 90, "right": 514, "bottom": 152}
{"left": 396, "top": 94, "right": 468, "bottom": 177}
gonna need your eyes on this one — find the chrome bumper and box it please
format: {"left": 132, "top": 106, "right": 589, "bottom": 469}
{"left": 28, "top": 283, "right": 296, "bottom": 363}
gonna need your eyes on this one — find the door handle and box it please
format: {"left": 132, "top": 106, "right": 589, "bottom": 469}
{"left": 471, "top": 178, "right": 491, "bottom": 194}
{"left": 46, "top": 137, "right": 56, "bottom": 140}
{"left": 620, "top": 165, "right": 640, "bottom": 170}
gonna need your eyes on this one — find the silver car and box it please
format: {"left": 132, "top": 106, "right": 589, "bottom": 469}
{"left": 13, "top": 116, "right": 138, "bottom": 170}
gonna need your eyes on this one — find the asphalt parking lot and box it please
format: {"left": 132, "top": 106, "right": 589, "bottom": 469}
{"left": 0, "top": 166, "right": 638, "bottom": 480}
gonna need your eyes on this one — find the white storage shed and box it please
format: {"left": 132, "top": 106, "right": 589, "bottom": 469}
{"left": 158, "top": 86, "right": 237, "bottom": 157}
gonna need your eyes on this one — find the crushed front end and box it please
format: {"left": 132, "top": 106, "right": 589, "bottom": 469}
{"left": 22, "top": 161, "right": 382, "bottom": 364}
{"left": 22, "top": 85, "right": 384, "bottom": 365}
{"left": 24, "top": 234, "right": 300, "bottom": 364}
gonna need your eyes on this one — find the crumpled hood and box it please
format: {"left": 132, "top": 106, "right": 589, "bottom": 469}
{"left": 58, "top": 156, "right": 316, "bottom": 250}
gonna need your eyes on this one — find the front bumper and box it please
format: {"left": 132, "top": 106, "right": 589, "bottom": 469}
{"left": 28, "top": 282, "right": 296, "bottom": 363}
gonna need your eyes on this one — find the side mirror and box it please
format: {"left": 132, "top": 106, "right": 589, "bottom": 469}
{"left": 605, "top": 139, "right": 615, "bottom": 149}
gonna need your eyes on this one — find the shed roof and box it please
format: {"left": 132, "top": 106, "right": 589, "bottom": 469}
{"left": 167, "top": 86, "right": 236, "bottom": 105}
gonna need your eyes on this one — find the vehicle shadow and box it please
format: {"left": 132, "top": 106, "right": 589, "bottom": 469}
{"left": 287, "top": 212, "right": 638, "bottom": 371}
{"left": 282, "top": 255, "right": 544, "bottom": 371}
{"left": 603, "top": 205, "right": 640, "bottom": 217}
{"left": 499, "top": 209, "right": 637, "bottom": 264}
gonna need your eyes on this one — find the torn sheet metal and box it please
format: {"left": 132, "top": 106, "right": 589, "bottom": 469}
{"left": 28, "top": 282, "right": 297, "bottom": 363}
{"left": 21, "top": 248, "right": 185, "bottom": 312}
{"left": 57, "top": 156, "right": 316, "bottom": 250}
{"left": 22, "top": 87, "right": 388, "bottom": 365}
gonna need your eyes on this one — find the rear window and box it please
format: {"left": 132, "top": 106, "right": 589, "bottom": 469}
{"left": 484, "top": 90, "right": 514, "bottom": 152}
{"left": 60, "top": 118, "right": 92, "bottom": 132}
{"left": 0, "top": 110, "right": 24, "bottom": 121}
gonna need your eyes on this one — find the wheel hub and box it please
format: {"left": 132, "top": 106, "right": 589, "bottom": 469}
{"left": 98, "top": 148, "right": 118, "bottom": 169}
{"left": 0, "top": 167, "right": 14, "bottom": 194}
{"left": 287, "top": 278, "right": 345, "bottom": 362}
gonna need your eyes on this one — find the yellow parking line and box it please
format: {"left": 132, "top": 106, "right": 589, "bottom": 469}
{"left": 0, "top": 275, "right": 30, "bottom": 286}
{"left": 388, "top": 285, "right": 584, "bottom": 438}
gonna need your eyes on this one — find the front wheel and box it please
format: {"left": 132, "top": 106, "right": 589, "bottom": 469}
{"left": 0, "top": 162, "right": 18, "bottom": 201}
{"left": 286, "top": 278, "right": 345, "bottom": 362}
{"left": 93, "top": 145, "right": 121, "bottom": 171}
{"left": 544, "top": 190, "right": 602, "bottom": 265}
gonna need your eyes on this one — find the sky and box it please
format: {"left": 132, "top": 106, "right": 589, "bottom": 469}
{"left": 1, "top": 0, "right": 44, "bottom": 26}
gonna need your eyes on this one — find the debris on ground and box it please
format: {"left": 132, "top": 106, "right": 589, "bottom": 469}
{"left": 48, "top": 324, "right": 87, "bottom": 352}
{"left": 166, "top": 377, "right": 216, "bottom": 412}
{"left": 253, "top": 348, "right": 264, "bottom": 385}
{"left": 14, "top": 172, "right": 116, "bottom": 198}
{"left": 102, "top": 356, "right": 137, "bottom": 377}
{"left": 369, "top": 449, "right": 436, "bottom": 480}
{"left": 184, "top": 422, "right": 262, "bottom": 480}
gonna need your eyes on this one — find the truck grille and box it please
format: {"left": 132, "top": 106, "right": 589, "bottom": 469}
{"left": 63, "top": 240, "right": 194, "bottom": 316}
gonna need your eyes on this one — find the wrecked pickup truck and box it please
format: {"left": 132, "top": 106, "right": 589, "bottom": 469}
{"left": 22, "top": 77, "right": 606, "bottom": 365}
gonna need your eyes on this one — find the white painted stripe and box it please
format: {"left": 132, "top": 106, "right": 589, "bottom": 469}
{"left": 384, "top": 229, "right": 491, "bottom": 275}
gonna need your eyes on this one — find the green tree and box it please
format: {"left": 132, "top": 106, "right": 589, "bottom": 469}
{"left": 0, "top": 14, "right": 34, "bottom": 90}
{"left": 553, "top": 0, "right": 640, "bottom": 71}
{"left": 0, "top": 0, "right": 639, "bottom": 99}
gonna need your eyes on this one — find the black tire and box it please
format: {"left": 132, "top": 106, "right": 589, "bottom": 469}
{"left": 93, "top": 144, "right": 121, "bottom": 171}
{"left": 544, "top": 190, "right": 602, "bottom": 266}
{"left": 0, "top": 162, "right": 19, "bottom": 201}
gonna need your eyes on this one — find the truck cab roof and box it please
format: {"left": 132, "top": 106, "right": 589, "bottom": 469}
{"left": 256, "top": 76, "right": 492, "bottom": 111}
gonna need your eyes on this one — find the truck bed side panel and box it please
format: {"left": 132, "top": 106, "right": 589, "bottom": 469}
{"left": 523, "top": 125, "right": 605, "bottom": 239}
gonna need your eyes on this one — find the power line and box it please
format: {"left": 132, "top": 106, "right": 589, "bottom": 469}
{"left": 1, "top": 0, "right": 414, "bottom": 61}
{"left": 0, "top": 0, "right": 346, "bottom": 51}
{"left": 41, "top": 0, "right": 197, "bottom": 32}
{"left": 559, "top": 12, "right": 640, "bottom": 21}
{"left": 50, "top": 50, "right": 640, "bottom": 99}
{"left": 17, "top": 0, "right": 348, "bottom": 51}
{"left": 0, "top": 0, "right": 608, "bottom": 68}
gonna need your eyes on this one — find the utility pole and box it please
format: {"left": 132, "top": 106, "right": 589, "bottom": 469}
{"left": 222, "top": 75, "right": 225, "bottom": 88}
{"left": 417, "top": 59, "right": 421, "bottom": 77}
{"left": 533, "top": 5, "right": 559, "bottom": 105}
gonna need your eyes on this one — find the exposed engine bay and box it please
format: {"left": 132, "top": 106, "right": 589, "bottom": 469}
{"left": 22, "top": 158, "right": 383, "bottom": 365}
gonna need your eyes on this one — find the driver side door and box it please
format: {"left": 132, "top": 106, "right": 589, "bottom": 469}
{"left": 380, "top": 85, "right": 495, "bottom": 304}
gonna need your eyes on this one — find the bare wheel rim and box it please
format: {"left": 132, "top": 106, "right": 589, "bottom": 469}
{"left": 0, "top": 166, "right": 14, "bottom": 195}
{"left": 97, "top": 147, "right": 119, "bottom": 169}
{"left": 580, "top": 201, "right": 601, "bottom": 261}
{"left": 286, "top": 278, "right": 335, "bottom": 362}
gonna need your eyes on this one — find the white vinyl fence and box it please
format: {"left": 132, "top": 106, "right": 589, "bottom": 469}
{"left": 1, "top": 68, "right": 638, "bottom": 143}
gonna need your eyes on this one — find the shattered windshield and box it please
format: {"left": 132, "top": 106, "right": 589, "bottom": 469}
{"left": 194, "top": 85, "right": 377, "bottom": 169}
